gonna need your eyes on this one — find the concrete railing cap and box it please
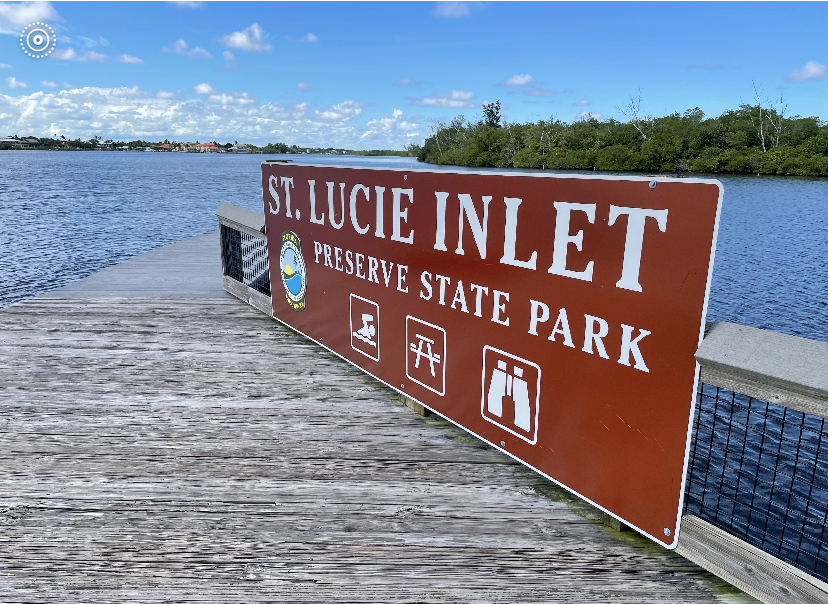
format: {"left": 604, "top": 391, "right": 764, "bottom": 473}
{"left": 215, "top": 203, "right": 265, "bottom": 234}
{"left": 697, "top": 321, "right": 828, "bottom": 415}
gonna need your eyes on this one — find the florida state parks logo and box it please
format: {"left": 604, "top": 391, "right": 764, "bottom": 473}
{"left": 279, "top": 231, "right": 306, "bottom": 311}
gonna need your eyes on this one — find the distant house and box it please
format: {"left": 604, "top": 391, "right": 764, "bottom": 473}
{"left": 230, "top": 143, "right": 250, "bottom": 154}
{"left": 0, "top": 136, "right": 38, "bottom": 149}
{"left": 97, "top": 140, "right": 113, "bottom": 150}
{"left": 199, "top": 142, "right": 220, "bottom": 153}
{"left": 151, "top": 143, "right": 173, "bottom": 152}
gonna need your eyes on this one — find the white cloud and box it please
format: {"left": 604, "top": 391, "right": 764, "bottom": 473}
{"left": 207, "top": 91, "right": 257, "bottom": 106}
{"left": 156, "top": 90, "right": 174, "bottom": 99}
{"left": 0, "top": 63, "right": 12, "bottom": 69}
{"left": 5, "top": 76, "right": 26, "bottom": 89}
{"left": 290, "top": 32, "right": 317, "bottom": 43}
{"left": 523, "top": 88, "right": 555, "bottom": 97}
{"left": 220, "top": 23, "right": 271, "bottom": 53}
{"left": 193, "top": 82, "right": 216, "bottom": 95}
{"left": 314, "top": 100, "right": 364, "bottom": 122}
{"left": 77, "top": 35, "right": 109, "bottom": 48}
{"left": 411, "top": 90, "right": 474, "bottom": 108}
{"left": 41, "top": 80, "right": 57, "bottom": 88}
{"left": 433, "top": 1, "right": 471, "bottom": 18}
{"left": 297, "top": 81, "right": 313, "bottom": 92}
{"left": 119, "top": 54, "right": 144, "bottom": 65}
{"left": 573, "top": 99, "right": 590, "bottom": 106}
{"left": 499, "top": 73, "right": 535, "bottom": 87}
{"left": 395, "top": 78, "right": 420, "bottom": 87}
{"left": 361, "top": 109, "right": 420, "bottom": 143}
{"left": 61, "top": 82, "right": 70, "bottom": 89}
{"left": 786, "top": 61, "right": 827, "bottom": 83}
{"left": 52, "top": 47, "right": 105, "bottom": 62}
{"left": 221, "top": 50, "right": 237, "bottom": 69}
{"left": 164, "top": 39, "right": 212, "bottom": 59}
{"left": 0, "top": 85, "right": 416, "bottom": 148}
{"left": 192, "top": 83, "right": 257, "bottom": 105}
{"left": 0, "top": 1, "right": 60, "bottom": 35}
{"left": 499, "top": 74, "right": 556, "bottom": 96}
{"left": 578, "top": 110, "right": 603, "bottom": 120}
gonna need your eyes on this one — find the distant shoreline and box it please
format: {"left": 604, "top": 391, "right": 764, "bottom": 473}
{"left": 0, "top": 147, "right": 412, "bottom": 157}
{"left": 0, "top": 137, "right": 414, "bottom": 157}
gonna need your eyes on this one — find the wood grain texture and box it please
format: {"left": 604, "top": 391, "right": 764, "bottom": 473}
{"left": 676, "top": 515, "right": 828, "bottom": 604}
{"left": 0, "top": 295, "right": 753, "bottom": 602}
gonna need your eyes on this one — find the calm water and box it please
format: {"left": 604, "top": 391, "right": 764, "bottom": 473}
{"left": 1, "top": 151, "right": 827, "bottom": 343}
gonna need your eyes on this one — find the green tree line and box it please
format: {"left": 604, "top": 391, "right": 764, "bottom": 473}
{"left": 416, "top": 102, "right": 828, "bottom": 176}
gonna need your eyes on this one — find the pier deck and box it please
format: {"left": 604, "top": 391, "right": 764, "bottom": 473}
{"left": 0, "top": 231, "right": 752, "bottom": 602}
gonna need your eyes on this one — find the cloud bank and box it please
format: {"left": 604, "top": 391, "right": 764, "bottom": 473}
{"left": 0, "top": 85, "right": 422, "bottom": 148}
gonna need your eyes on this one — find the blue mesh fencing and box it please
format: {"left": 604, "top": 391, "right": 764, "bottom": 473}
{"left": 685, "top": 383, "right": 828, "bottom": 582}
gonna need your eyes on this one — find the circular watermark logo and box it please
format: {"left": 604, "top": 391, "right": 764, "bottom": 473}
{"left": 20, "top": 22, "right": 57, "bottom": 59}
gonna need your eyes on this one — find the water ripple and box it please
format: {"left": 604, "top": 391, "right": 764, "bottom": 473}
{"left": 1, "top": 152, "right": 827, "bottom": 343}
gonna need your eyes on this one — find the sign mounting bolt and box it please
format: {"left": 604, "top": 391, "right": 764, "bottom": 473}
{"left": 649, "top": 180, "right": 657, "bottom": 189}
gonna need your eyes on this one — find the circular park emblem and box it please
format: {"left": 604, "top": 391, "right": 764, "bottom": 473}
{"left": 279, "top": 231, "right": 306, "bottom": 311}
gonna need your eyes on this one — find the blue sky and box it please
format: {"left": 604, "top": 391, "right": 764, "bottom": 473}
{"left": 1, "top": 1, "right": 826, "bottom": 148}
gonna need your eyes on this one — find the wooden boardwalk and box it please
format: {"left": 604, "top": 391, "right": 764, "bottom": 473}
{"left": 0, "top": 232, "right": 755, "bottom": 602}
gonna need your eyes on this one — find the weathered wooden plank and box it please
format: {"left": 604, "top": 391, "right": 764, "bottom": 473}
{"left": 0, "top": 294, "right": 752, "bottom": 602}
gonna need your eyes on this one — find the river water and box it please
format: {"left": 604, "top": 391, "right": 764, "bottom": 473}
{"left": 1, "top": 151, "right": 826, "bottom": 343}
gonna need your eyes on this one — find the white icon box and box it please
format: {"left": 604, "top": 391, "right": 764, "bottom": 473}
{"left": 481, "top": 346, "right": 541, "bottom": 444}
{"left": 405, "top": 316, "right": 446, "bottom": 396}
{"left": 350, "top": 294, "right": 380, "bottom": 361}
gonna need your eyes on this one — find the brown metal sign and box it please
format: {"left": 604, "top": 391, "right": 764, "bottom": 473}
{"left": 261, "top": 162, "right": 722, "bottom": 547}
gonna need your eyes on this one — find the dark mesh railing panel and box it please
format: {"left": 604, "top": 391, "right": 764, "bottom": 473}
{"left": 220, "top": 224, "right": 270, "bottom": 296}
{"left": 685, "top": 383, "right": 828, "bottom": 582}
